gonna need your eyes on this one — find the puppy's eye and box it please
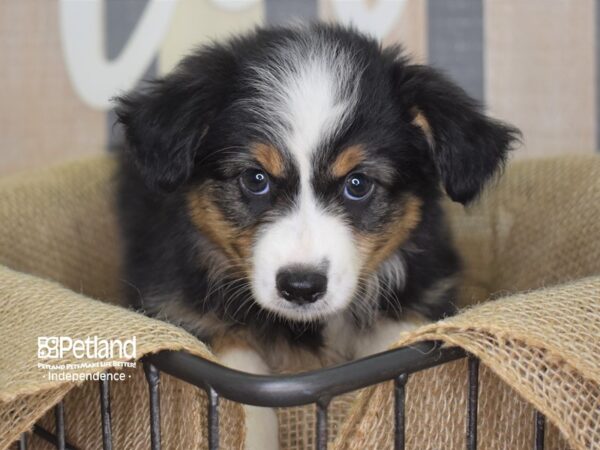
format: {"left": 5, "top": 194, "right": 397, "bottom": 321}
{"left": 344, "top": 173, "right": 373, "bottom": 201}
{"left": 240, "top": 169, "right": 270, "bottom": 195}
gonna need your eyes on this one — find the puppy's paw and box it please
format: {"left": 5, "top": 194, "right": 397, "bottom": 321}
{"left": 244, "top": 404, "right": 279, "bottom": 450}
{"left": 215, "top": 340, "right": 280, "bottom": 450}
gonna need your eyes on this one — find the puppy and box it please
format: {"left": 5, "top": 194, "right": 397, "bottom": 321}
{"left": 115, "top": 24, "right": 518, "bottom": 449}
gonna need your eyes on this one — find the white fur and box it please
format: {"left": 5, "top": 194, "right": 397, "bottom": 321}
{"left": 282, "top": 50, "right": 356, "bottom": 169}
{"left": 249, "top": 36, "right": 367, "bottom": 322}
{"left": 252, "top": 201, "right": 361, "bottom": 321}
{"left": 378, "top": 253, "right": 407, "bottom": 293}
{"left": 354, "top": 317, "right": 421, "bottom": 359}
{"left": 217, "top": 347, "right": 280, "bottom": 450}
{"left": 242, "top": 33, "right": 361, "bottom": 154}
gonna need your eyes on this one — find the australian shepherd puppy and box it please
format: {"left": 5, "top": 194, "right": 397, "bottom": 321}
{"left": 115, "top": 24, "right": 518, "bottom": 448}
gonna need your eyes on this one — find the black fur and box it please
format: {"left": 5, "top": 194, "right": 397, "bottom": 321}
{"left": 115, "top": 24, "right": 519, "bottom": 361}
{"left": 394, "top": 63, "right": 519, "bottom": 203}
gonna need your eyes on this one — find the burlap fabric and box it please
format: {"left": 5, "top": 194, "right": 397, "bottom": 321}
{"left": 0, "top": 155, "right": 598, "bottom": 449}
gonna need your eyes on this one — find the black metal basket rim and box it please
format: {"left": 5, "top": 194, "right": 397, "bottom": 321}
{"left": 146, "top": 340, "right": 466, "bottom": 407}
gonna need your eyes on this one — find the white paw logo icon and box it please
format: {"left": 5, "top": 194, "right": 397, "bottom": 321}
{"left": 37, "top": 337, "right": 60, "bottom": 359}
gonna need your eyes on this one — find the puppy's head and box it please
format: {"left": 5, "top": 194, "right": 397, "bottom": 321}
{"left": 116, "top": 25, "right": 519, "bottom": 322}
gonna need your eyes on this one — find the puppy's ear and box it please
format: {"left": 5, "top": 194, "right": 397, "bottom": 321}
{"left": 114, "top": 49, "right": 234, "bottom": 192}
{"left": 397, "top": 64, "right": 520, "bottom": 204}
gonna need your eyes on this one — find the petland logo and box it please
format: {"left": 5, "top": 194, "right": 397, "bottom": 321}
{"left": 38, "top": 336, "right": 136, "bottom": 360}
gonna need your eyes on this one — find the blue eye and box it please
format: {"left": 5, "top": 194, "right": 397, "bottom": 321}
{"left": 343, "top": 173, "right": 373, "bottom": 201}
{"left": 241, "top": 169, "right": 270, "bottom": 195}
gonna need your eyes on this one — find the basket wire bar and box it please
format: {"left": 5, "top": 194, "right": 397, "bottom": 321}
{"left": 54, "top": 402, "right": 66, "bottom": 450}
{"left": 144, "top": 363, "right": 162, "bottom": 450}
{"left": 467, "top": 356, "right": 479, "bottom": 450}
{"left": 99, "top": 379, "right": 113, "bottom": 450}
{"left": 207, "top": 387, "right": 220, "bottom": 450}
{"left": 315, "top": 398, "right": 330, "bottom": 450}
{"left": 148, "top": 341, "right": 465, "bottom": 407}
{"left": 32, "top": 425, "right": 78, "bottom": 450}
{"left": 18, "top": 433, "right": 26, "bottom": 450}
{"left": 394, "top": 373, "right": 408, "bottom": 450}
{"left": 535, "top": 410, "right": 546, "bottom": 450}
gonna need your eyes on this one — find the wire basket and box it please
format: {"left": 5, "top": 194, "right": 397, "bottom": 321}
{"left": 17, "top": 341, "right": 547, "bottom": 450}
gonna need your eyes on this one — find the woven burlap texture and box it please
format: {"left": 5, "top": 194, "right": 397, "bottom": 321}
{"left": 0, "top": 155, "right": 598, "bottom": 449}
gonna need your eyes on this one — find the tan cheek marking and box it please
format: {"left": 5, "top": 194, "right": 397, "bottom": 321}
{"left": 411, "top": 107, "right": 434, "bottom": 148}
{"left": 331, "top": 145, "right": 366, "bottom": 178}
{"left": 358, "top": 195, "right": 423, "bottom": 272}
{"left": 187, "top": 189, "right": 254, "bottom": 271}
{"left": 252, "top": 143, "right": 284, "bottom": 177}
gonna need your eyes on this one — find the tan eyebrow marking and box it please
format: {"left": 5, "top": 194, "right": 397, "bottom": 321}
{"left": 411, "top": 107, "right": 434, "bottom": 148}
{"left": 251, "top": 143, "right": 285, "bottom": 177}
{"left": 331, "top": 145, "right": 366, "bottom": 178}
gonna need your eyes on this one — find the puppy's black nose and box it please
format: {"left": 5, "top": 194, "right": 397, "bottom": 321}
{"left": 276, "top": 267, "right": 327, "bottom": 305}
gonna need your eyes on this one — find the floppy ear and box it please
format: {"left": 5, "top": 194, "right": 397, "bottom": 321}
{"left": 114, "top": 49, "right": 234, "bottom": 192}
{"left": 397, "top": 64, "right": 520, "bottom": 204}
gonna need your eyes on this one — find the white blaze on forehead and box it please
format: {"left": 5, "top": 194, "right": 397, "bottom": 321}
{"left": 249, "top": 40, "right": 364, "bottom": 321}
{"left": 252, "top": 39, "right": 361, "bottom": 212}
{"left": 245, "top": 37, "right": 361, "bottom": 182}
{"left": 283, "top": 56, "right": 355, "bottom": 179}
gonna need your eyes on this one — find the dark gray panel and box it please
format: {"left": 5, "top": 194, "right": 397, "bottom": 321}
{"left": 105, "top": 0, "right": 157, "bottom": 150}
{"left": 427, "top": 0, "right": 484, "bottom": 103}
{"left": 105, "top": 0, "right": 151, "bottom": 60}
{"left": 265, "top": 0, "right": 318, "bottom": 25}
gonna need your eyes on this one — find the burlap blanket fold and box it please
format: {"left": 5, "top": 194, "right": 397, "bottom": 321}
{"left": 333, "top": 277, "right": 600, "bottom": 450}
{"left": 0, "top": 155, "right": 598, "bottom": 449}
{"left": 0, "top": 265, "right": 245, "bottom": 449}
